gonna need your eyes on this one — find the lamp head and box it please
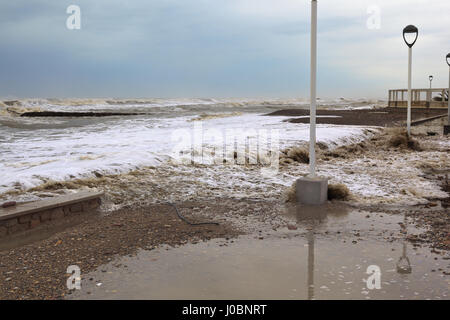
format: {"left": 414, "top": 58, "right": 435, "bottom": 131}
{"left": 429, "top": 75, "right": 433, "bottom": 82}
{"left": 447, "top": 53, "right": 450, "bottom": 67}
{"left": 403, "top": 25, "right": 418, "bottom": 48}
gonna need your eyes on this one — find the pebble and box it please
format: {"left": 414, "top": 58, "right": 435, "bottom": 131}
{"left": 2, "top": 201, "right": 16, "bottom": 208}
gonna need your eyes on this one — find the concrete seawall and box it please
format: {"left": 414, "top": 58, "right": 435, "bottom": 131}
{"left": 0, "top": 191, "right": 103, "bottom": 239}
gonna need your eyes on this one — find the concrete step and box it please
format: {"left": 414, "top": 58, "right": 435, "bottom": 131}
{"left": 0, "top": 191, "right": 104, "bottom": 238}
{"left": 0, "top": 191, "right": 104, "bottom": 221}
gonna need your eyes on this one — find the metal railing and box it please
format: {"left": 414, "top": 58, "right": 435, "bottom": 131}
{"left": 388, "top": 88, "right": 448, "bottom": 108}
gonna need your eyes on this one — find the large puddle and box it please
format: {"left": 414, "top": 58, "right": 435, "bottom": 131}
{"left": 68, "top": 205, "right": 449, "bottom": 300}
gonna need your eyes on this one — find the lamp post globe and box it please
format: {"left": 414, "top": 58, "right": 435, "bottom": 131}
{"left": 403, "top": 25, "right": 418, "bottom": 48}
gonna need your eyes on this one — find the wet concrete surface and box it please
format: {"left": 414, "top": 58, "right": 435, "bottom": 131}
{"left": 68, "top": 204, "right": 449, "bottom": 300}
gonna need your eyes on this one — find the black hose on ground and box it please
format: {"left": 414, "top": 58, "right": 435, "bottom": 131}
{"left": 165, "top": 202, "right": 219, "bottom": 226}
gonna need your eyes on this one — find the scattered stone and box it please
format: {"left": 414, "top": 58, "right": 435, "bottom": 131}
{"left": 0, "top": 201, "right": 239, "bottom": 300}
{"left": 2, "top": 201, "right": 17, "bottom": 208}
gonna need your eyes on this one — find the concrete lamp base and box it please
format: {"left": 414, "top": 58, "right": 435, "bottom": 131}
{"left": 444, "top": 125, "right": 450, "bottom": 135}
{"left": 296, "top": 176, "right": 328, "bottom": 205}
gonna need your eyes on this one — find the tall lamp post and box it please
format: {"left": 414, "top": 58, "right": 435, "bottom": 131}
{"left": 403, "top": 25, "right": 418, "bottom": 137}
{"left": 309, "top": 0, "right": 318, "bottom": 177}
{"left": 446, "top": 53, "right": 450, "bottom": 126}
{"left": 428, "top": 75, "right": 433, "bottom": 109}
{"left": 295, "top": 0, "right": 328, "bottom": 205}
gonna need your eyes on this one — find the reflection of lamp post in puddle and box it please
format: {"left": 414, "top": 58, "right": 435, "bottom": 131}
{"left": 288, "top": 203, "right": 349, "bottom": 299}
{"left": 292, "top": 205, "right": 321, "bottom": 300}
{"left": 307, "top": 227, "right": 315, "bottom": 300}
{"left": 397, "top": 212, "right": 412, "bottom": 274}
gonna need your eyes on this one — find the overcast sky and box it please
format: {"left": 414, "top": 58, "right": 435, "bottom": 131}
{"left": 0, "top": 0, "right": 449, "bottom": 99}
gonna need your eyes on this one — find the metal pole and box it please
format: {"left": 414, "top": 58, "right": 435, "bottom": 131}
{"left": 448, "top": 66, "right": 450, "bottom": 124}
{"left": 309, "top": 0, "right": 317, "bottom": 177}
{"left": 407, "top": 47, "right": 412, "bottom": 136}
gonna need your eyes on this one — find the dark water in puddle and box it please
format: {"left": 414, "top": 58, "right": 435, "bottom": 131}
{"left": 68, "top": 206, "right": 449, "bottom": 300}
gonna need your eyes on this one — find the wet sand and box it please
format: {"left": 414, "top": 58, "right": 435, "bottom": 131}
{"left": 0, "top": 202, "right": 240, "bottom": 299}
{"left": 68, "top": 204, "right": 449, "bottom": 300}
{"left": 1, "top": 197, "right": 448, "bottom": 300}
{"left": 266, "top": 107, "right": 447, "bottom": 127}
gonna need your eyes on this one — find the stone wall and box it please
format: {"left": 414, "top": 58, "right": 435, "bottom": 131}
{"left": 0, "top": 198, "right": 101, "bottom": 239}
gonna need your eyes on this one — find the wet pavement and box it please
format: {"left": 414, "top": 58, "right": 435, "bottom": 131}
{"left": 68, "top": 204, "right": 449, "bottom": 300}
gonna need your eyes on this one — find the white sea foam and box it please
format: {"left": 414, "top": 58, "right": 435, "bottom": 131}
{"left": 5, "top": 97, "right": 444, "bottom": 208}
{"left": 0, "top": 111, "right": 372, "bottom": 194}
{"left": 1, "top": 97, "right": 383, "bottom": 115}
